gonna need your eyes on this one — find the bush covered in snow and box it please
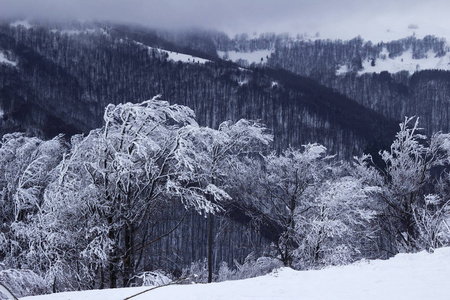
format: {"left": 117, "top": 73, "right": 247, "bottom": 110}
{"left": 130, "top": 270, "right": 173, "bottom": 287}
{"left": 0, "top": 269, "right": 48, "bottom": 297}
{"left": 220, "top": 254, "right": 283, "bottom": 281}
{"left": 181, "top": 259, "right": 209, "bottom": 283}
{"left": 181, "top": 254, "right": 282, "bottom": 283}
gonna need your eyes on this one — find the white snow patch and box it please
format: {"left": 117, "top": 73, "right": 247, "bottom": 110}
{"left": 61, "top": 29, "right": 82, "bottom": 35}
{"left": 135, "top": 42, "right": 210, "bottom": 64}
{"left": 165, "top": 51, "right": 210, "bottom": 64}
{"left": 336, "top": 47, "right": 450, "bottom": 76}
{"left": 20, "top": 247, "right": 450, "bottom": 300}
{"left": 0, "top": 52, "right": 17, "bottom": 67}
{"left": 10, "top": 20, "right": 33, "bottom": 29}
{"left": 50, "top": 28, "right": 108, "bottom": 36}
{"left": 335, "top": 65, "right": 349, "bottom": 76}
{"left": 218, "top": 50, "right": 273, "bottom": 64}
{"left": 238, "top": 79, "right": 248, "bottom": 86}
{"left": 359, "top": 48, "right": 450, "bottom": 75}
{"left": 301, "top": 17, "right": 450, "bottom": 44}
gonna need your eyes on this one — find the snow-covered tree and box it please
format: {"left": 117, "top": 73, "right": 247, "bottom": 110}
{"left": 412, "top": 194, "right": 450, "bottom": 251}
{"left": 26, "top": 97, "right": 223, "bottom": 290}
{"left": 177, "top": 119, "right": 272, "bottom": 282}
{"left": 293, "top": 174, "right": 376, "bottom": 268}
{"left": 244, "top": 144, "right": 331, "bottom": 266}
{"left": 355, "top": 117, "right": 450, "bottom": 254}
{"left": 238, "top": 144, "right": 378, "bottom": 268}
{"left": 0, "top": 133, "right": 65, "bottom": 274}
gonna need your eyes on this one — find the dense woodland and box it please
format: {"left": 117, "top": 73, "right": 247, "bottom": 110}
{"left": 0, "top": 21, "right": 398, "bottom": 157}
{"left": 1, "top": 20, "right": 450, "bottom": 296}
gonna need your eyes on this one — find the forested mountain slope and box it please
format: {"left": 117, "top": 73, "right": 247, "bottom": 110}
{"left": 0, "top": 21, "right": 397, "bottom": 158}
{"left": 215, "top": 33, "right": 450, "bottom": 136}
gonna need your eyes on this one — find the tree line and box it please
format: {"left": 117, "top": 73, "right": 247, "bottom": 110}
{"left": 1, "top": 97, "right": 449, "bottom": 293}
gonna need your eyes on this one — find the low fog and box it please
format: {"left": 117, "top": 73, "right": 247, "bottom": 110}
{"left": 1, "top": 0, "right": 450, "bottom": 41}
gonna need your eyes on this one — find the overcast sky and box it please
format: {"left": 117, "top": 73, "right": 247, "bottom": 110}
{"left": 1, "top": 0, "right": 450, "bottom": 41}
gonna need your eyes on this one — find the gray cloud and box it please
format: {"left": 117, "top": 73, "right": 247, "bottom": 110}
{"left": 1, "top": 0, "right": 449, "bottom": 40}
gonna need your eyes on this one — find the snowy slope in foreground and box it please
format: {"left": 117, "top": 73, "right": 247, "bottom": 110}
{"left": 21, "top": 247, "right": 450, "bottom": 300}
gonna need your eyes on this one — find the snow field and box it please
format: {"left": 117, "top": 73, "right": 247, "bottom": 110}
{"left": 359, "top": 48, "right": 450, "bottom": 75}
{"left": 336, "top": 47, "right": 450, "bottom": 76}
{"left": 0, "top": 52, "right": 17, "bottom": 67}
{"left": 218, "top": 50, "right": 273, "bottom": 64}
{"left": 20, "top": 247, "right": 450, "bottom": 300}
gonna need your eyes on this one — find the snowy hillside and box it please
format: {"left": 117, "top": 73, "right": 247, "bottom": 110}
{"left": 218, "top": 49, "right": 273, "bottom": 65}
{"left": 20, "top": 247, "right": 450, "bottom": 300}
{"left": 345, "top": 48, "right": 450, "bottom": 75}
{"left": 0, "top": 51, "right": 17, "bottom": 67}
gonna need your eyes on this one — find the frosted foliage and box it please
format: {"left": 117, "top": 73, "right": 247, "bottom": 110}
{"left": 217, "top": 256, "right": 282, "bottom": 282}
{"left": 0, "top": 134, "right": 64, "bottom": 220}
{"left": 0, "top": 269, "right": 48, "bottom": 297}
{"left": 14, "top": 97, "right": 278, "bottom": 290}
{"left": 231, "top": 254, "right": 283, "bottom": 281}
{"left": 175, "top": 119, "right": 271, "bottom": 207}
{"left": 99, "top": 96, "right": 217, "bottom": 214}
{"left": 5, "top": 90, "right": 450, "bottom": 295}
{"left": 247, "top": 143, "right": 379, "bottom": 269}
{"left": 265, "top": 144, "right": 326, "bottom": 207}
{"left": 250, "top": 144, "right": 332, "bottom": 267}
{"left": 185, "top": 255, "right": 282, "bottom": 284}
{"left": 351, "top": 154, "right": 385, "bottom": 189}
{"left": 165, "top": 180, "right": 220, "bottom": 214}
{"left": 354, "top": 116, "right": 450, "bottom": 253}
{"left": 380, "top": 117, "right": 428, "bottom": 196}
{"left": 80, "top": 225, "right": 113, "bottom": 262}
{"left": 413, "top": 194, "right": 450, "bottom": 251}
{"left": 380, "top": 117, "right": 450, "bottom": 199}
{"left": 217, "top": 119, "right": 272, "bottom": 151}
{"left": 0, "top": 97, "right": 276, "bottom": 291}
{"left": 263, "top": 144, "right": 328, "bottom": 218}
{"left": 131, "top": 271, "right": 172, "bottom": 287}
{"left": 181, "top": 259, "right": 209, "bottom": 284}
{"left": 0, "top": 134, "right": 65, "bottom": 285}
{"left": 294, "top": 176, "right": 375, "bottom": 268}
{"left": 103, "top": 95, "right": 197, "bottom": 129}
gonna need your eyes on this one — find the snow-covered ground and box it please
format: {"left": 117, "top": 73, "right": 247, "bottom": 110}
{"left": 134, "top": 41, "right": 210, "bottom": 65}
{"left": 218, "top": 50, "right": 273, "bottom": 65}
{"left": 0, "top": 51, "right": 17, "bottom": 67}
{"left": 360, "top": 48, "right": 450, "bottom": 74}
{"left": 20, "top": 247, "right": 450, "bottom": 300}
{"left": 164, "top": 50, "right": 210, "bottom": 64}
{"left": 10, "top": 20, "right": 33, "bottom": 29}
{"left": 336, "top": 47, "right": 450, "bottom": 76}
{"left": 49, "top": 28, "right": 108, "bottom": 36}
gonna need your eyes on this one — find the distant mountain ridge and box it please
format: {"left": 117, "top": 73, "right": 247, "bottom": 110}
{"left": 0, "top": 19, "right": 399, "bottom": 158}
{"left": 214, "top": 32, "right": 450, "bottom": 136}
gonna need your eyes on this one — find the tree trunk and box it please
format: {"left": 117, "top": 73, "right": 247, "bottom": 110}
{"left": 207, "top": 211, "right": 214, "bottom": 283}
{"left": 108, "top": 217, "right": 118, "bottom": 289}
{"left": 123, "top": 224, "right": 135, "bottom": 287}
